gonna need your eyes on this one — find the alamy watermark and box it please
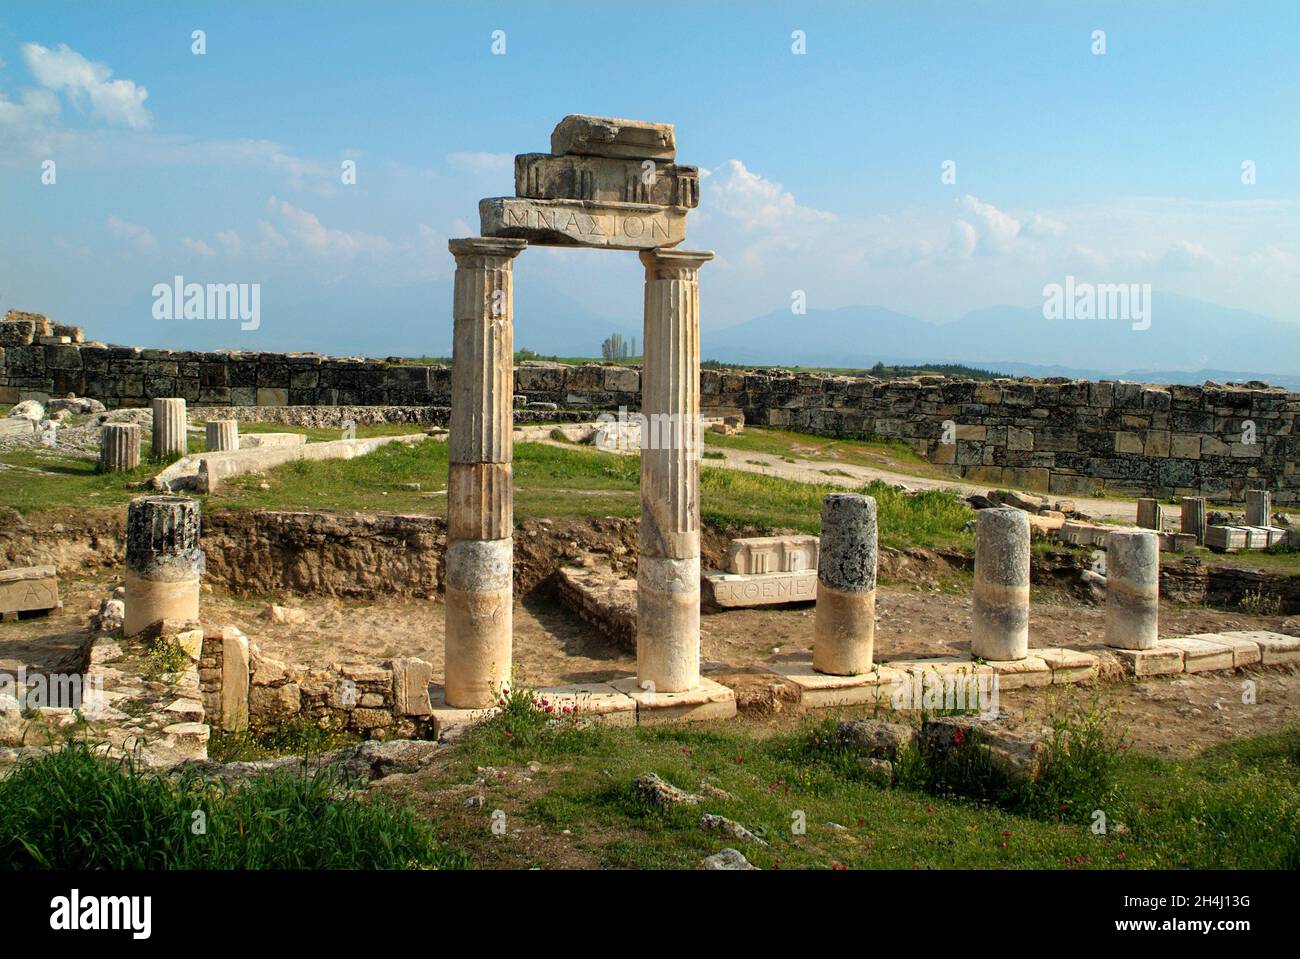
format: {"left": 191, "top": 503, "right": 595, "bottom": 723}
{"left": 1, "top": 667, "right": 104, "bottom": 717}
{"left": 594, "top": 407, "right": 705, "bottom": 458}
{"left": 152, "top": 275, "right": 260, "bottom": 331}
{"left": 1042, "top": 276, "right": 1150, "bottom": 331}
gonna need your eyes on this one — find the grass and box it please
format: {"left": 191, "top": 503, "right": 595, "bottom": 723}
{"left": 0, "top": 435, "right": 974, "bottom": 548}
{"left": 704, "top": 426, "right": 946, "bottom": 478}
{"left": 208, "top": 717, "right": 362, "bottom": 763}
{"left": 0, "top": 742, "right": 467, "bottom": 869}
{"left": 420, "top": 707, "right": 1300, "bottom": 870}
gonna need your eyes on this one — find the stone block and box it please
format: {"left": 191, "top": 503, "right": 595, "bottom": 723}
{"left": 770, "top": 660, "right": 903, "bottom": 708}
{"left": 1160, "top": 636, "right": 1235, "bottom": 673}
{"left": 1218, "top": 630, "right": 1300, "bottom": 666}
{"left": 392, "top": 657, "right": 434, "bottom": 716}
{"left": 609, "top": 676, "right": 736, "bottom": 725}
{"left": 480, "top": 196, "right": 686, "bottom": 250}
{"left": 515, "top": 153, "right": 698, "bottom": 207}
{"left": 1112, "top": 644, "right": 1185, "bottom": 677}
{"left": 1035, "top": 647, "right": 1099, "bottom": 684}
{"left": 530, "top": 683, "right": 637, "bottom": 727}
{"left": 550, "top": 114, "right": 676, "bottom": 161}
{"left": 703, "top": 569, "right": 817, "bottom": 607}
{"left": 985, "top": 656, "right": 1052, "bottom": 689}
{"left": 0, "top": 565, "right": 59, "bottom": 617}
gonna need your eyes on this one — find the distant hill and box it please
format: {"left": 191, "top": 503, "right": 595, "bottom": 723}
{"left": 701, "top": 294, "right": 1300, "bottom": 389}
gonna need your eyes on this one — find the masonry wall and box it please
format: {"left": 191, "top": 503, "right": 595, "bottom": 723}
{"left": 2, "top": 318, "right": 1294, "bottom": 503}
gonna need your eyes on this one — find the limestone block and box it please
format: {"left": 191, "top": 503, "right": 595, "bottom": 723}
{"left": 702, "top": 570, "right": 817, "bottom": 607}
{"left": 550, "top": 114, "right": 676, "bottom": 161}
{"left": 726, "top": 534, "right": 819, "bottom": 575}
{"left": 529, "top": 683, "right": 637, "bottom": 727}
{"left": 0, "top": 565, "right": 59, "bottom": 617}
{"left": 1205, "top": 525, "right": 1248, "bottom": 552}
{"left": 1217, "top": 630, "right": 1300, "bottom": 666}
{"left": 609, "top": 676, "right": 736, "bottom": 726}
{"left": 1136, "top": 498, "right": 1164, "bottom": 530}
{"left": 1160, "top": 636, "right": 1235, "bottom": 673}
{"left": 1244, "top": 489, "right": 1272, "bottom": 527}
{"left": 1035, "top": 647, "right": 1100, "bottom": 684}
{"left": 392, "top": 657, "right": 434, "bottom": 716}
{"left": 1112, "top": 645, "right": 1185, "bottom": 677}
{"left": 515, "top": 153, "right": 699, "bottom": 207}
{"left": 480, "top": 197, "right": 686, "bottom": 250}
{"left": 1191, "top": 633, "right": 1262, "bottom": 667}
{"left": 770, "top": 660, "right": 903, "bottom": 708}
{"left": 219, "top": 627, "right": 250, "bottom": 731}
{"left": 985, "top": 655, "right": 1052, "bottom": 689}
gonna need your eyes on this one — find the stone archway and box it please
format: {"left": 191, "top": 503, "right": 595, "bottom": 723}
{"left": 441, "top": 116, "right": 720, "bottom": 712}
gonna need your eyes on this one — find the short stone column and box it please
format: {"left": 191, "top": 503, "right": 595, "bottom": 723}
{"left": 124, "top": 495, "right": 204, "bottom": 637}
{"left": 1245, "top": 489, "right": 1271, "bottom": 527}
{"left": 813, "top": 493, "right": 878, "bottom": 675}
{"left": 1180, "top": 496, "right": 1207, "bottom": 545}
{"left": 151, "top": 398, "right": 187, "bottom": 458}
{"left": 205, "top": 419, "right": 239, "bottom": 452}
{"left": 99, "top": 423, "right": 141, "bottom": 473}
{"left": 1104, "top": 530, "right": 1159, "bottom": 650}
{"left": 971, "top": 507, "right": 1031, "bottom": 661}
{"left": 636, "top": 249, "right": 713, "bottom": 694}
{"left": 1136, "top": 497, "right": 1163, "bottom": 530}
{"left": 443, "top": 237, "right": 526, "bottom": 708}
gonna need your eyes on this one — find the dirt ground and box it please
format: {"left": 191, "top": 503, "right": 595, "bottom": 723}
{"left": 6, "top": 571, "right": 1297, "bottom": 759}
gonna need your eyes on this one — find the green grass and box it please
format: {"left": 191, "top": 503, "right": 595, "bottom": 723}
{"left": 705, "top": 426, "right": 943, "bottom": 477}
{"left": 0, "top": 742, "right": 467, "bottom": 869}
{"left": 432, "top": 711, "right": 1300, "bottom": 869}
{"left": 208, "top": 717, "right": 362, "bottom": 763}
{"left": 0, "top": 432, "right": 974, "bottom": 547}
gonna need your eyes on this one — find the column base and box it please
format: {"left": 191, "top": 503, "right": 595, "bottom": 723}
{"left": 609, "top": 676, "right": 735, "bottom": 726}
{"left": 771, "top": 658, "right": 903, "bottom": 708}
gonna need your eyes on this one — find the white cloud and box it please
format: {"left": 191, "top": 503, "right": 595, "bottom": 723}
{"left": 956, "top": 194, "right": 1021, "bottom": 253}
{"left": 704, "top": 159, "right": 836, "bottom": 230}
{"left": 1148, "top": 239, "right": 1218, "bottom": 272}
{"left": 265, "top": 196, "right": 393, "bottom": 258}
{"left": 182, "top": 237, "right": 216, "bottom": 256}
{"left": 107, "top": 216, "right": 156, "bottom": 251}
{"left": 23, "top": 42, "right": 150, "bottom": 128}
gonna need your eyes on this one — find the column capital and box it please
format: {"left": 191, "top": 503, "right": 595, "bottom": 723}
{"left": 449, "top": 236, "right": 528, "bottom": 266}
{"left": 640, "top": 248, "right": 714, "bottom": 280}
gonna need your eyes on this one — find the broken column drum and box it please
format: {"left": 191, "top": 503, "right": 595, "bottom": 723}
{"left": 123, "top": 495, "right": 204, "bottom": 637}
{"left": 971, "top": 507, "right": 1031, "bottom": 661}
{"left": 205, "top": 419, "right": 239, "bottom": 452}
{"left": 99, "top": 423, "right": 140, "bottom": 473}
{"left": 813, "top": 493, "right": 878, "bottom": 676}
{"left": 1104, "top": 529, "right": 1159, "bottom": 650}
{"left": 152, "top": 397, "right": 187, "bottom": 458}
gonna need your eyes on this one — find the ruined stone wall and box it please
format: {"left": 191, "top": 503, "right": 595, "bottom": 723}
{"left": 2, "top": 318, "right": 1293, "bottom": 503}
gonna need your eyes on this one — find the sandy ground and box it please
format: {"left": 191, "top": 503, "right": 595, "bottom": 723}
{"left": 7, "top": 571, "right": 1297, "bottom": 759}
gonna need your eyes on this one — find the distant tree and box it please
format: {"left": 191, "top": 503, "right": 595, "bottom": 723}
{"left": 601, "top": 332, "right": 630, "bottom": 361}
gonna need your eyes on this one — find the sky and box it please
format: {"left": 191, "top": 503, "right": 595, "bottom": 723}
{"left": 2, "top": 0, "right": 1299, "bottom": 357}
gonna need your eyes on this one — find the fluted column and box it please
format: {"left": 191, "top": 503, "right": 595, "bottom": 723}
{"left": 124, "top": 495, "right": 204, "bottom": 637}
{"left": 444, "top": 237, "right": 526, "bottom": 707}
{"left": 205, "top": 419, "right": 239, "bottom": 452}
{"left": 151, "top": 398, "right": 188, "bottom": 459}
{"left": 99, "top": 423, "right": 141, "bottom": 473}
{"left": 637, "top": 248, "right": 712, "bottom": 693}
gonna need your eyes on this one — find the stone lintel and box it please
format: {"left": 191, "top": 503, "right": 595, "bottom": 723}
{"left": 609, "top": 676, "right": 736, "bottom": 726}
{"left": 515, "top": 153, "right": 699, "bottom": 208}
{"left": 550, "top": 114, "right": 675, "bottom": 161}
{"left": 481, "top": 197, "right": 686, "bottom": 250}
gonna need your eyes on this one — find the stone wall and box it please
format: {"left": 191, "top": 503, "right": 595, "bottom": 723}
{"left": 2, "top": 316, "right": 1293, "bottom": 503}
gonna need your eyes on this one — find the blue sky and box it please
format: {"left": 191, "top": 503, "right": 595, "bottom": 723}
{"left": 2, "top": 1, "right": 1299, "bottom": 356}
